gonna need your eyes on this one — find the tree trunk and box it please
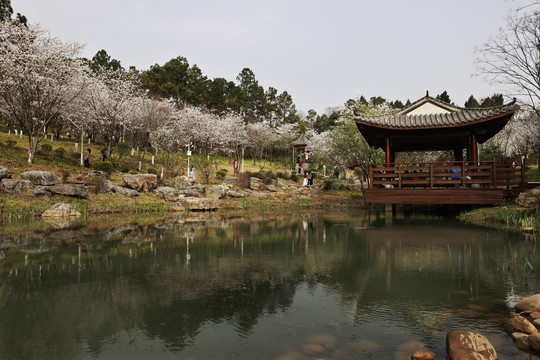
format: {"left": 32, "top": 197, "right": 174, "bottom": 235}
{"left": 27, "top": 135, "right": 36, "bottom": 164}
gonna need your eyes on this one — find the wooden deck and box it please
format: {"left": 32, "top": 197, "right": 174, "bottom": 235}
{"left": 367, "top": 161, "right": 527, "bottom": 205}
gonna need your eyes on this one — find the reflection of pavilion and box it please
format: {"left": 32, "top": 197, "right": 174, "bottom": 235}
{"left": 354, "top": 93, "right": 527, "bottom": 205}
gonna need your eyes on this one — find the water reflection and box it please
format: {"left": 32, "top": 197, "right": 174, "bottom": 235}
{"left": 0, "top": 213, "right": 537, "bottom": 359}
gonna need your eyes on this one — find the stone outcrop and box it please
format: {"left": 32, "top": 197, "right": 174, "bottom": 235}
{"left": 41, "top": 203, "right": 81, "bottom": 218}
{"left": 206, "top": 185, "right": 226, "bottom": 199}
{"left": 227, "top": 190, "right": 246, "bottom": 198}
{"left": 21, "top": 170, "right": 58, "bottom": 186}
{"left": 122, "top": 174, "right": 157, "bottom": 192}
{"left": 184, "top": 197, "right": 219, "bottom": 211}
{"left": 30, "top": 185, "right": 52, "bottom": 197}
{"left": 0, "top": 166, "right": 12, "bottom": 181}
{"left": 516, "top": 186, "right": 540, "bottom": 208}
{"left": 0, "top": 178, "right": 33, "bottom": 194}
{"left": 155, "top": 187, "right": 183, "bottom": 202}
{"left": 446, "top": 330, "right": 497, "bottom": 360}
{"left": 76, "top": 170, "right": 109, "bottom": 182}
{"left": 110, "top": 184, "right": 139, "bottom": 196}
{"left": 169, "top": 202, "right": 186, "bottom": 212}
{"left": 49, "top": 184, "right": 89, "bottom": 199}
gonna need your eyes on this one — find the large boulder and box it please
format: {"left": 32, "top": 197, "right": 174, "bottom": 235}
{"left": 180, "top": 189, "right": 200, "bottom": 197}
{"left": 0, "top": 166, "right": 12, "bottom": 181}
{"left": 446, "top": 330, "right": 497, "bottom": 360}
{"left": 76, "top": 170, "right": 109, "bottom": 182}
{"left": 227, "top": 190, "right": 246, "bottom": 198}
{"left": 529, "top": 332, "right": 540, "bottom": 352}
{"left": 184, "top": 197, "right": 219, "bottom": 211}
{"left": 516, "top": 187, "right": 540, "bottom": 208}
{"left": 42, "top": 203, "right": 81, "bottom": 219}
{"left": 21, "top": 170, "right": 58, "bottom": 186}
{"left": 122, "top": 174, "right": 157, "bottom": 192}
{"left": 505, "top": 314, "right": 538, "bottom": 334}
{"left": 516, "top": 294, "right": 540, "bottom": 313}
{"left": 206, "top": 185, "right": 226, "bottom": 199}
{"left": 0, "top": 178, "right": 33, "bottom": 194}
{"left": 49, "top": 184, "right": 89, "bottom": 199}
{"left": 111, "top": 185, "right": 139, "bottom": 196}
{"left": 30, "top": 185, "right": 52, "bottom": 197}
{"left": 155, "top": 187, "right": 183, "bottom": 202}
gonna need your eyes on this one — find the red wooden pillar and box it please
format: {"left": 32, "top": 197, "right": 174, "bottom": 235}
{"left": 470, "top": 134, "right": 478, "bottom": 163}
{"left": 385, "top": 137, "right": 392, "bottom": 167}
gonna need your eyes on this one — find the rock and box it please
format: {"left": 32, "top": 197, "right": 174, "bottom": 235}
{"left": 122, "top": 174, "right": 157, "bottom": 192}
{"left": 227, "top": 190, "right": 246, "bottom": 198}
{"left": 29, "top": 185, "right": 52, "bottom": 197}
{"left": 511, "top": 331, "right": 529, "bottom": 340}
{"left": 0, "top": 166, "right": 12, "bottom": 180}
{"left": 515, "top": 334, "right": 531, "bottom": 351}
{"left": 0, "top": 179, "right": 33, "bottom": 194}
{"left": 206, "top": 185, "right": 226, "bottom": 199}
{"left": 516, "top": 294, "right": 540, "bottom": 313}
{"left": 446, "top": 330, "right": 497, "bottom": 360}
{"left": 111, "top": 185, "right": 139, "bottom": 196}
{"left": 169, "top": 202, "right": 186, "bottom": 212}
{"left": 301, "top": 344, "right": 324, "bottom": 355}
{"left": 184, "top": 197, "right": 219, "bottom": 211}
{"left": 409, "top": 352, "right": 434, "bottom": 360}
{"left": 76, "top": 170, "right": 109, "bottom": 182}
{"left": 42, "top": 203, "right": 81, "bottom": 219}
{"left": 250, "top": 177, "right": 263, "bottom": 190}
{"left": 155, "top": 186, "right": 183, "bottom": 202}
{"left": 181, "top": 189, "right": 200, "bottom": 197}
{"left": 266, "top": 184, "right": 277, "bottom": 192}
{"left": 224, "top": 178, "right": 239, "bottom": 184}
{"left": 516, "top": 186, "right": 540, "bottom": 208}
{"left": 21, "top": 170, "right": 58, "bottom": 186}
{"left": 505, "top": 314, "right": 538, "bottom": 334}
{"left": 529, "top": 333, "right": 540, "bottom": 352}
{"left": 49, "top": 184, "right": 89, "bottom": 199}
{"left": 251, "top": 192, "right": 268, "bottom": 197}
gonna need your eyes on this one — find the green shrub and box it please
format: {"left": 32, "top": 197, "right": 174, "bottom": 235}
{"left": 92, "top": 161, "right": 113, "bottom": 175}
{"left": 54, "top": 147, "right": 66, "bottom": 159}
{"left": 147, "top": 167, "right": 157, "bottom": 175}
{"left": 112, "top": 142, "right": 131, "bottom": 161}
{"left": 61, "top": 170, "right": 70, "bottom": 183}
{"left": 216, "top": 168, "right": 228, "bottom": 180}
{"left": 41, "top": 143, "right": 53, "bottom": 153}
{"left": 88, "top": 176, "right": 107, "bottom": 195}
{"left": 290, "top": 173, "right": 299, "bottom": 182}
{"left": 265, "top": 170, "right": 277, "bottom": 180}
{"left": 71, "top": 152, "right": 80, "bottom": 161}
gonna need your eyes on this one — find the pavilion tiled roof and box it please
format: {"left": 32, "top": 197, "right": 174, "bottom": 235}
{"left": 354, "top": 96, "right": 518, "bottom": 129}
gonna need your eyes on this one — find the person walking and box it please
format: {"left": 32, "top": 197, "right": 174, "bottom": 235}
{"left": 84, "top": 149, "right": 91, "bottom": 168}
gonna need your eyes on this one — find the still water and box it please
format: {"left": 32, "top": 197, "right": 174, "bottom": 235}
{"left": 0, "top": 213, "right": 537, "bottom": 359}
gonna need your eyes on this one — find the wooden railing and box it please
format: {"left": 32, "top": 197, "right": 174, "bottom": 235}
{"left": 369, "top": 161, "right": 527, "bottom": 190}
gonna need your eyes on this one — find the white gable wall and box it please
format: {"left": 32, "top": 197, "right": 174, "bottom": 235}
{"left": 407, "top": 102, "right": 451, "bottom": 115}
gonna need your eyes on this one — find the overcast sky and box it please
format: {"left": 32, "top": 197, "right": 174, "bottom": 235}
{"left": 14, "top": 0, "right": 530, "bottom": 114}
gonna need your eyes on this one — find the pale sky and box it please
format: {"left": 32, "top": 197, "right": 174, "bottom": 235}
{"left": 14, "top": 0, "right": 530, "bottom": 114}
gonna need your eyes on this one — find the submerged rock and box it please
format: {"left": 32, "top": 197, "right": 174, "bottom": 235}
{"left": 446, "top": 330, "right": 496, "bottom": 360}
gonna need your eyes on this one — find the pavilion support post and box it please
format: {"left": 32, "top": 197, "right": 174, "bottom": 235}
{"left": 454, "top": 149, "right": 463, "bottom": 162}
{"left": 385, "top": 137, "right": 392, "bottom": 167}
{"left": 470, "top": 134, "right": 478, "bottom": 163}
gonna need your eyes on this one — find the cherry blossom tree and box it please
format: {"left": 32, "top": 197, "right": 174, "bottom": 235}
{"left": 75, "top": 70, "right": 139, "bottom": 161}
{"left": 129, "top": 96, "right": 176, "bottom": 161}
{"left": 246, "top": 122, "right": 275, "bottom": 170}
{"left": 216, "top": 112, "right": 247, "bottom": 160}
{"left": 0, "top": 22, "right": 89, "bottom": 163}
{"left": 149, "top": 119, "right": 189, "bottom": 176}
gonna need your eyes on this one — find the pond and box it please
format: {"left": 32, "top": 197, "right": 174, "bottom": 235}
{"left": 0, "top": 212, "right": 537, "bottom": 359}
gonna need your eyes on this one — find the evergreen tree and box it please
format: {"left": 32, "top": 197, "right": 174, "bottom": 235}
{"left": 464, "top": 95, "right": 480, "bottom": 108}
{"left": 435, "top": 91, "right": 453, "bottom": 104}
